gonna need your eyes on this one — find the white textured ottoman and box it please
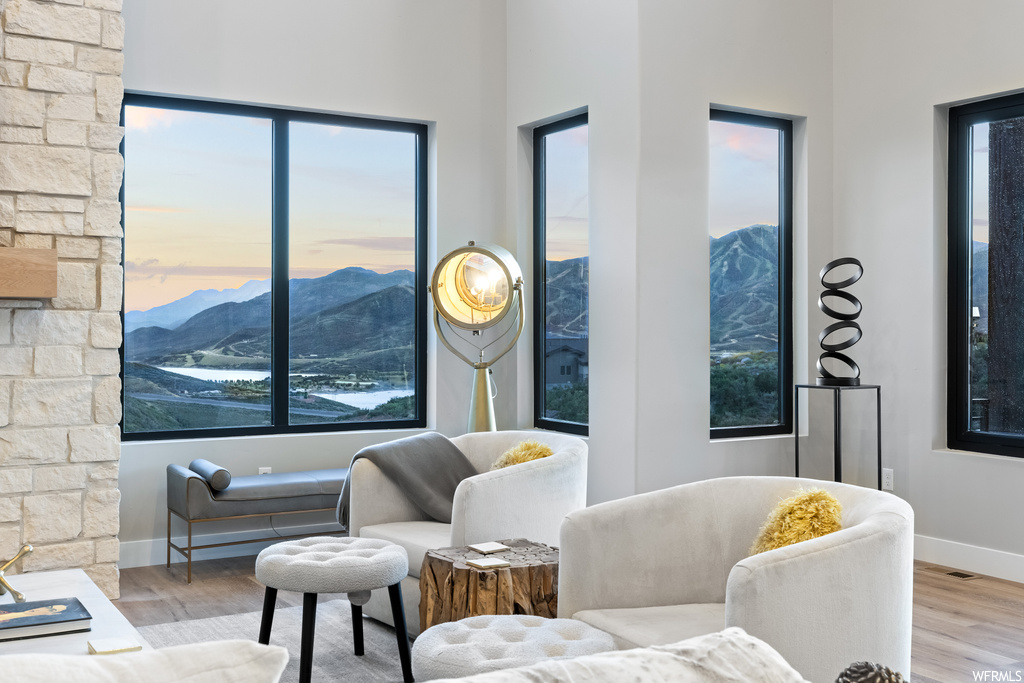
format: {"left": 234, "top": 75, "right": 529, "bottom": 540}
{"left": 411, "top": 614, "right": 615, "bottom": 681}
{"left": 255, "top": 536, "right": 413, "bottom": 683}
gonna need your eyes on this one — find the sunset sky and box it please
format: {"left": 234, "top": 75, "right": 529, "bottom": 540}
{"left": 972, "top": 121, "right": 989, "bottom": 244}
{"left": 709, "top": 119, "right": 780, "bottom": 238}
{"left": 123, "top": 105, "right": 416, "bottom": 312}
{"left": 544, "top": 123, "right": 589, "bottom": 262}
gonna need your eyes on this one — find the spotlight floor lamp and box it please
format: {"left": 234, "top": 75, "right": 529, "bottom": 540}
{"left": 430, "top": 242, "right": 524, "bottom": 432}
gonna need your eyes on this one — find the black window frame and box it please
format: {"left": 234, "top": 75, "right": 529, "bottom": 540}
{"left": 709, "top": 108, "right": 794, "bottom": 440}
{"left": 533, "top": 111, "right": 589, "bottom": 436}
{"left": 948, "top": 91, "right": 1024, "bottom": 457}
{"left": 119, "top": 93, "right": 428, "bottom": 441}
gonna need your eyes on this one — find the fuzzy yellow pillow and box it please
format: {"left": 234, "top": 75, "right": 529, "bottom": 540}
{"left": 749, "top": 488, "right": 843, "bottom": 555}
{"left": 490, "top": 440, "right": 554, "bottom": 470}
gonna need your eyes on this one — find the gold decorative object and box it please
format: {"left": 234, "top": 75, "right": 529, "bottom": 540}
{"left": 0, "top": 544, "right": 34, "bottom": 603}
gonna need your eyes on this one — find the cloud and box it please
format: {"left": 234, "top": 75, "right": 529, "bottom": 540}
{"left": 973, "top": 218, "right": 989, "bottom": 228}
{"left": 126, "top": 205, "right": 190, "bottom": 214}
{"left": 313, "top": 236, "right": 414, "bottom": 252}
{"left": 124, "top": 107, "right": 199, "bottom": 132}
{"left": 125, "top": 261, "right": 274, "bottom": 280}
{"left": 711, "top": 121, "right": 778, "bottom": 164}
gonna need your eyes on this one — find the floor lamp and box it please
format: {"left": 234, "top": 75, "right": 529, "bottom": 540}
{"left": 430, "top": 241, "right": 524, "bottom": 432}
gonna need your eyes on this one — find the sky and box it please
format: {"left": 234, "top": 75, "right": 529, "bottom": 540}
{"left": 709, "top": 119, "right": 780, "bottom": 238}
{"left": 972, "top": 122, "right": 989, "bottom": 244}
{"left": 123, "top": 106, "right": 416, "bottom": 312}
{"left": 544, "top": 124, "right": 589, "bottom": 262}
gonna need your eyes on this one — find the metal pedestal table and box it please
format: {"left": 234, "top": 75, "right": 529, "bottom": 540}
{"left": 794, "top": 383, "right": 882, "bottom": 490}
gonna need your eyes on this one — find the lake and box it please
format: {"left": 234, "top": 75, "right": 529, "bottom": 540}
{"left": 157, "top": 367, "right": 412, "bottom": 410}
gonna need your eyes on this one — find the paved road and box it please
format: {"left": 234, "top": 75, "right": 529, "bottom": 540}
{"left": 129, "top": 393, "right": 347, "bottom": 417}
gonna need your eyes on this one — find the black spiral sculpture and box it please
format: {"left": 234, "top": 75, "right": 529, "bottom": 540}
{"left": 817, "top": 257, "right": 863, "bottom": 386}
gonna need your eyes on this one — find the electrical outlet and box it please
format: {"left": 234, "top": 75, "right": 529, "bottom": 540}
{"left": 258, "top": 467, "right": 272, "bottom": 475}
{"left": 882, "top": 468, "right": 894, "bottom": 491}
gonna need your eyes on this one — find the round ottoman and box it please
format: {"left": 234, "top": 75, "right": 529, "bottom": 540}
{"left": 255, "top": 536, "right": 413, "bottom": 683}
{"left": 411, "top": 614, "right": 616, "bottom": 680}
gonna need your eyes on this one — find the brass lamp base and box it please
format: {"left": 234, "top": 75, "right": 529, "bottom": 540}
{"left": 469, "top": 365, "right": 496, "bottom": 432}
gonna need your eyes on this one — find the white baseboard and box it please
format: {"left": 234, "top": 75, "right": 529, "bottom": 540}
{"left": 119, "top": 522, "right": 345, "bottom": 570}
{"left": 915, "top": 534, "right": 1024, "bottom": 584}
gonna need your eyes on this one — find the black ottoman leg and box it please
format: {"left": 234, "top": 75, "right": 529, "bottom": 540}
{"left": 299, "top": 592, "right": 318, "bottom": 683}
{"left": 351, "top": 601, "right": 364, "bottom": 656}
{"left": 258, "top": 587, "right": 277, "bottom": 645}
{"left": 387, "top": 582, "right": 414, "bottom": 683}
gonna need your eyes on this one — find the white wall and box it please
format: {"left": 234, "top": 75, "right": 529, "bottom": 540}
{"left": 631, "top": 0, "right": 835, "bottom": 493}
{"left": 119, "top": 0, "right": 508, "bottom": 566}
{"left": 834, "top": 0, "right": 1024, "bottom": 581}
{"left": 506, "top": 0, "right": 641, "bottom": 504}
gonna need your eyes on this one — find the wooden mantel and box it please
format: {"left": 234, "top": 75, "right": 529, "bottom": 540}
{"left": 0, "top": 248, "right": 59, "bottom": 299}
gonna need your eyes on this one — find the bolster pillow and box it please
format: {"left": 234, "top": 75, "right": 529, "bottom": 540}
{"left": 189, "top": 459, "right": 232, "bottom": 491}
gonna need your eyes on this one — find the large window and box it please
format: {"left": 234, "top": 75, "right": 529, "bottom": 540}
{"left": 709, "top": 109, "right": 792, "bottom": 438}
{"left": 121, "top": 95, "right": 426, "bottom": 439}
{"left": 949, "top": 91, "right": 1024, "bottom": 456}
{"left": 534, "top": 113, "right": 589, "bottom": 435}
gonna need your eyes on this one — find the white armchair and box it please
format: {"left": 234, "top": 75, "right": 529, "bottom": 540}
{"left": 557, "top": 476, "right": 913, "bottom": 683}
{"left": 349, "top": 430, "right": 587, "bottom": 635}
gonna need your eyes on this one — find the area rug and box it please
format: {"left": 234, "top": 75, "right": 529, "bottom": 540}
{"left": 138, "top": 598, "right": 410, "bottom": 682}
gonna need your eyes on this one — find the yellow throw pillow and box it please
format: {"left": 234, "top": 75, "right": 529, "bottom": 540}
{"left": 491, "top": 440, "right": 554, "bottom": 470}
{"left": 749, "top": 488, "right": 843, "bottom": 555}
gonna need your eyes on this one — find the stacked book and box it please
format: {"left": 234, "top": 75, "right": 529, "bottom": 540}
{"left": 0, "top": 597, "right": 92, "bottom": 642}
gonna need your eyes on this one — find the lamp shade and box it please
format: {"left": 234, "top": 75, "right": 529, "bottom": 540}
{"left": 430, "top": 242, "right": 523, "bottom": 331}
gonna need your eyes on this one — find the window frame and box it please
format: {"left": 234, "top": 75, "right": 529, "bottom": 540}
{"left": 533, "top": 111, "right": 589, "bottom": 436}
{"left": 947, "top": 91, "right": 1024, "bottom": 457}
{"left": 708, "top": 108, "right": 794, "bottom": 440}
{"left": 119, "top": 93, "right": 428, "bottom": 441}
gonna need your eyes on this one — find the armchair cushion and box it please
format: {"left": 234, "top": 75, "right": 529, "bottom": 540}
{"left": 359, "top": 521, "right": 452, "bottom": 579}
{"left": 490, "top": 440, "right": 554, "bottom": 470}
{"left": 573, "top": 603, "right": 726, "bottom": 650}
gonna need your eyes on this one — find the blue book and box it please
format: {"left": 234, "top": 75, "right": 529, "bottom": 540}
{"left": 0, "top": 597, "right": 92, "bottom": 641}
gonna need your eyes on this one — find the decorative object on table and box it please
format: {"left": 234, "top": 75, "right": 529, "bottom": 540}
{"left": 467, "top": 541, "right": 510, "bottom": 555}
{"left": 490, "top": 439, "right": 554, "bottom": 470}
{"left": 87, "top": 637, "right": 143, "bottom": 655}
{"left": 0, "top": 597, "right": 92, "bottom": 642}
{"left": 816, "top": 256, "right": 864, "bottom": 386}
{"left": 419, "top": 538, "right": 559, "bottom": 632}
{"left": 411, "top": 614, "right": 616, "bottom": 681}
{"left": 0, "top": 544, "right": 33, "bottom": 602}
{"left": 256, "top": 536, "right": 414, "bottom": 683}
{"left": 750, "top": 488, "right": 843, "bottom": 555}
{"left": 430, "top": 241, "right": 524, "bottom": 431}
{"left": 835, "top": 661, "right": 905, "bottom": 683}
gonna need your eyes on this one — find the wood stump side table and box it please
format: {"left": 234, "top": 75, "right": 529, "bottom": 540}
{"left": 419, "top": 538, "right": 558, "bottom": 633}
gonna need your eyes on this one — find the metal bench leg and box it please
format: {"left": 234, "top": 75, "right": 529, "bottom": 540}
{"left": 166, "top": 510, "right": 171, "bottom": 569}
{"left": 351, "top": 601, "right": 364, "bottom": 656}
{"left": 258, "top": 587, "right": 277, "bottom": 644}
{"left": 300, "top": 592, "right": 318, "bottom": 683}
{"left": 187, "top": 519, "right": 193, "bottom": 584}
{"left": 388, "top": 582, "right": 414, "bottom": 683}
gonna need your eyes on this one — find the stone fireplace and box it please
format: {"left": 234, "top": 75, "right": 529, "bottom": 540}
{"left": 0, "top": 0, "right": 124, "bottom": 598}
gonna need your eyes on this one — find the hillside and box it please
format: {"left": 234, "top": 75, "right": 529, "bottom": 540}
{"left": 710, "top": 224, "right": 780, "bottom": 353}
{"left": 545, "top": 257, "right": 588, "bottom": 338}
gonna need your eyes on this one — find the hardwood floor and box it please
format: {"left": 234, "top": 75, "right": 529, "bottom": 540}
{"left": 116, "top": 557, "right": 1024, "bottom": 682}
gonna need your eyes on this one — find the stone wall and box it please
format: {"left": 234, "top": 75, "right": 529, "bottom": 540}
{"left": 0, "top": 0, "right": 124, "bottom": 598}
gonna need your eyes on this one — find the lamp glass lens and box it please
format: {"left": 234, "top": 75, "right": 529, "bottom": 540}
{"left": 436, "top": 251, "right": 509, "bottom": 327}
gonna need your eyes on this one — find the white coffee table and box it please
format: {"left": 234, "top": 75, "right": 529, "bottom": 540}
{"left": 0, "top": 569, "right": 150, "bottom": 655}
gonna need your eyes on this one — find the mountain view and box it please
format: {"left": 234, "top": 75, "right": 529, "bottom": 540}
{"left": 123, "top": 267, "right": 417, "bottom": 433}
{"left": 709, "top": 224, "right": 781, "bottom": 429}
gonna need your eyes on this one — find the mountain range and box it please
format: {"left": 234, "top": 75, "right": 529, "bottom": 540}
{"left": 710, "top": 224, "right": 780, "bottom": 353}
{"left": 545, "top": 257, "right": 589, "bottom": 339}
{"left": 125, "top": 278, "right": 272, "bottom": 333}
{"left": 125, "top": 267, "right": 415, "bottom": 372}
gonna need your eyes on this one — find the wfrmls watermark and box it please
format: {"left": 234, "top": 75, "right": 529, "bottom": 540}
{"left": 973, "top": 671, "right": 1024, "bottom": 681}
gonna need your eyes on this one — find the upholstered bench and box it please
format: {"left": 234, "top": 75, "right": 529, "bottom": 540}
{"left": 166, "top": 459, "right": 347, "bottom": 583}
{"left": 411, "top": 614, "right": 616, "bottom": 681}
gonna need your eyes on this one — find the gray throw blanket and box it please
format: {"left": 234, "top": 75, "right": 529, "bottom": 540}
{"left": 337, "top": 432, "right": 478, "bottom": 531}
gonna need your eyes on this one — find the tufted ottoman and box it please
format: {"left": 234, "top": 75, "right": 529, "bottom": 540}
{"left": 411, "top": 614, "right": 615, "bottom": 681}
{"left": 255, "top": 536, "right": 413, "bottom": 683}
